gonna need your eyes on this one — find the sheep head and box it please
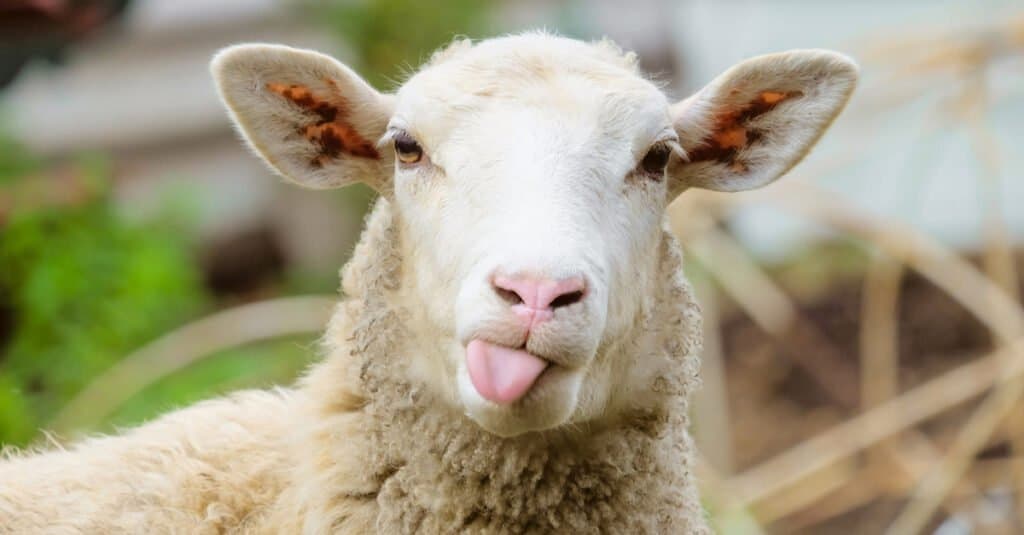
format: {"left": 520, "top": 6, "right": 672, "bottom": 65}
{"left": 212, "top": 33, "right": 857, "bottom": 437}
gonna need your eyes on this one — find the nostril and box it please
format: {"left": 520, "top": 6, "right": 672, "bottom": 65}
{"left": 494, "top": 286, "right": 524, "bottom": 306}
{"left": 492, "top": 273, "right": 586, "bottom": 311}
{"left": 492, "top": 275, "right": 530, "bottom": 307}
{"left": 549, "top": 289, "right": 585, "bottom": 309}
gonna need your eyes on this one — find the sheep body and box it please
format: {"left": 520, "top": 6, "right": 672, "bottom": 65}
{"left": 0, "top": 200, "right": 708, "bottom": 533}
{"left": 0, "top": 389, "right": 295, "bottom": 533}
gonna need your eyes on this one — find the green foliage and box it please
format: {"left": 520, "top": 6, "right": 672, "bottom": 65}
{"left": 311, "top": 0, "right": 494, "bottom": 88}
{"left": 0, "top": 145, "right": 207, "bottom": 446}
{"left": 0, "top": 134, "right": 39, "bottom": 184}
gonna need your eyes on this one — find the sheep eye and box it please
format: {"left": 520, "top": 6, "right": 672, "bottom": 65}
{"left": 639, "top": 144, "right": 671, "bottom": 178}
{"left": 394, "top": 132, "right": 423, "bottom": 164}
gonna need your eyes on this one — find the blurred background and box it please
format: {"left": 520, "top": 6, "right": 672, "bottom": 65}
{"left": 1, "top": 0, "right": 1022, "bottom": 533}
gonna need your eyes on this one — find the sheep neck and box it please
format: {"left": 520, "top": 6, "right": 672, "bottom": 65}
{"left": 298, "top": 199, "right": 706, "bottom": 531}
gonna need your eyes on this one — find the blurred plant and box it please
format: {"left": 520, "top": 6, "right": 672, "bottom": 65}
{"left": 310, "top": 0, "right": 494, "bottom": 88}
{"left": 0, "top": 138, "right": 206, "bottom": 446}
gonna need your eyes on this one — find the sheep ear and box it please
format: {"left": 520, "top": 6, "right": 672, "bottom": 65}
{"left": 667, "top": 50, "right": 857, "bottom": 196}
{"left": 211, "top": 44, "right": 393, "bottom": 191}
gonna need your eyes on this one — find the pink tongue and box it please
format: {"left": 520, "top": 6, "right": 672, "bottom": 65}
{"left": 466, "top": 340, "right": 548, "bottom": 404}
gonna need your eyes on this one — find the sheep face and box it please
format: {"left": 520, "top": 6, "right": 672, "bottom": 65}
{"left": 212, "top": 33, "right": 858, "bottom": 437}
{"left": 387, "top": 41, "right": 676, "bottom": 437}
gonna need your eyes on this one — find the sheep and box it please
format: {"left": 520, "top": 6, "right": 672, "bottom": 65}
{"left": 0, "top": 32, "right": 857, "bottom": 533}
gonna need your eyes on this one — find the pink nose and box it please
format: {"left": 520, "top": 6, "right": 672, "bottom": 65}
{"left": 492, "top": 274, "right": 587, "bottom": 313}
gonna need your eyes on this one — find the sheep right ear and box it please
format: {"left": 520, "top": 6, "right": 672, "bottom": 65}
{"left": 212, "top": 44, "right": 393, "bottom": 191}
{"left": 667, "top": 50, "right": 857, "bottom": 196}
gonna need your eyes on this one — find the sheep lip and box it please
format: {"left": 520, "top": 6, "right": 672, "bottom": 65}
{"left": 468, "top": 339, "right": 572, "bottom": 369}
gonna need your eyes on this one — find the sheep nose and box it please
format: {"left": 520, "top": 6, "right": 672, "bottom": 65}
{"left": 492, "top": 274, "right": 587, "bottom": 313}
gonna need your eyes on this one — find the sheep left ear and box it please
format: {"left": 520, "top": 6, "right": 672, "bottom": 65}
{"left": 211, "top": 44, "right": 393, "bottom": 191}
{"left": 668, "top": 50, "right": 857, "bottom": 196}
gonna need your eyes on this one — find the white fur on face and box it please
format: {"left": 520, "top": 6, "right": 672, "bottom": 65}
{"left": 390, "top": 36, "right": 674, "bottom": 436}
{"left": 213, "top": 32, "right": 857, "bottom": 438}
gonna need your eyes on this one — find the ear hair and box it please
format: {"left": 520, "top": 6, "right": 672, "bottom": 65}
{"left": 211, "top": 44, "right": 394, "bottom": 191}
{"left": 668, "top": 49, "right": 858, "bottom": 196}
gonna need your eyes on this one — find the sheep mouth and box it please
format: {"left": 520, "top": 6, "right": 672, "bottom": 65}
{"left": 465, "top": 339, "right": 556, "bottom": 405}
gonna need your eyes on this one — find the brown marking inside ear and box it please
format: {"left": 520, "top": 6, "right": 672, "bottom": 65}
{"left": 714, "top": 125, "right": 747, "bottom": 150}
{"left": 687, "top": 90, "right": 802, "bottom": 169}
{"left": 266, "top": 81, "right": 380, "bottom": 165}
